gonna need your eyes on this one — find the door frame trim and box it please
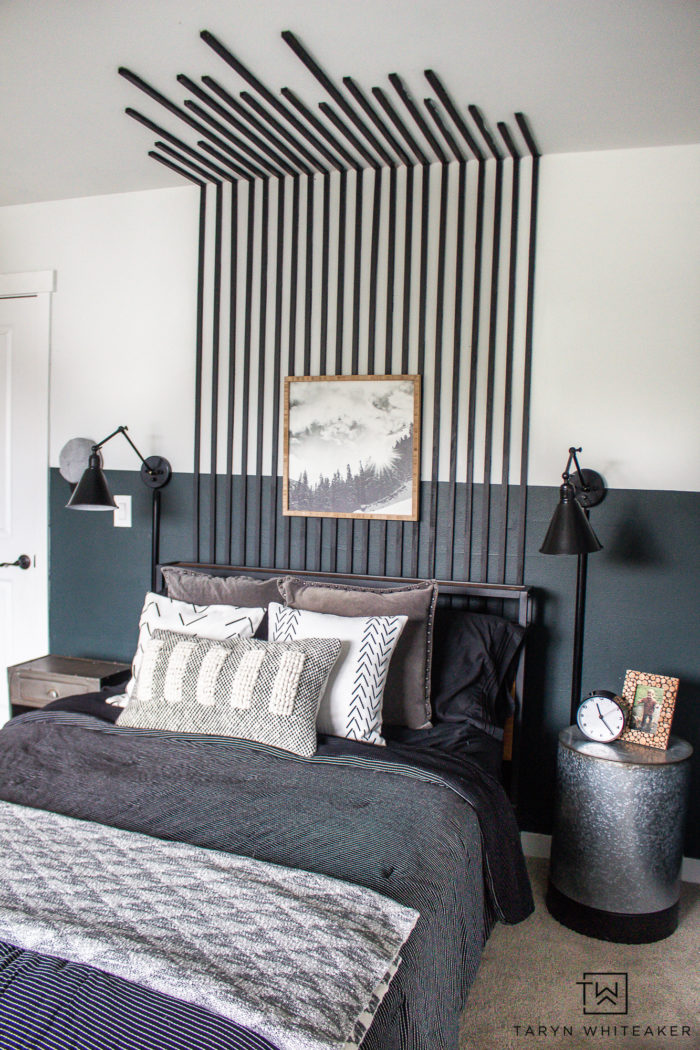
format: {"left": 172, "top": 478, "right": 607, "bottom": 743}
{"left": 0, "top": 271, "right": 55, "bottom": 297}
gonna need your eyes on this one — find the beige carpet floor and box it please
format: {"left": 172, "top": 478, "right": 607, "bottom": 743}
{"left": 460, "top": 857, "right": 700, "bottom": 1050}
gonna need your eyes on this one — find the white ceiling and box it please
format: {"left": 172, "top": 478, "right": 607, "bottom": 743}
{"left": 1, "top": 0, "right": 699, "bottom": 207}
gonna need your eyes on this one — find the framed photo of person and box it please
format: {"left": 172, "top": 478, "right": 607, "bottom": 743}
{"left": 619, "top": 669, "right": 679, "bottom": 750}
{"left": 283, "top": 375, "right": 421, "bottom": 520}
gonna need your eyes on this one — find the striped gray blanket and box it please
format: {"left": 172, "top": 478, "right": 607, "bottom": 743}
{"left": 0, "top": 801, "right": 418, "bottom": 1050}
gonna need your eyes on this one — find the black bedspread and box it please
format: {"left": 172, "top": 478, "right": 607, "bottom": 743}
{"left": 0, "top": 704, "right": 532, "bottom": 1050}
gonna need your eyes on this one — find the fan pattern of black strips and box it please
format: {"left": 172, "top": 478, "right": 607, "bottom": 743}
{"left": 119, "top": 31, "right": 540, "bottom": 586}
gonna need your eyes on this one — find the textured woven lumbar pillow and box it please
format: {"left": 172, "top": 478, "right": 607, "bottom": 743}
{"left": 268, "top": 603, "right": 407, "bottom": 747}
{"left": 117, "top": 629, "right": 342, "bottom": 757}
{"left": 120, "top": 592, "right": 266, "bottom": 706}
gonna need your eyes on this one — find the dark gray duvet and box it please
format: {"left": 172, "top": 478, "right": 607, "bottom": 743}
{"left": 0, "top": 707, "right": 533, "bottom": 1050}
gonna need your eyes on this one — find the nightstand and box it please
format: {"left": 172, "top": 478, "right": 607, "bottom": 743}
{"left": 547, "top": 727, "right": 692, "bottom": 943}
{"left": 7, "top": 655, "right": 131, "bottom": 715}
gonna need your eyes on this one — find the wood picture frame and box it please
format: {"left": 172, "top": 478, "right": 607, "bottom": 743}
{"left": 619, "top": 669, "right": 679, "bottom": 750}
{"left": 283, "top": 375, "right": 421, "bottom": 521}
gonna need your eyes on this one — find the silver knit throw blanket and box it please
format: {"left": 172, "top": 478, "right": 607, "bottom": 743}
{"left": 0, "top": 801, "right": 418, "bottom": 1050}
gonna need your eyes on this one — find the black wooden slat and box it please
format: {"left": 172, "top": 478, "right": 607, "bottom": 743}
{"left": 424, "top": 99, "right": 467, "bottom": 580}
{"left": 367, "top": 166, "right": 382, "bottom": 373}
{"left": 202, "top": 76, "right": 318, "bottom": 174}
{"left": 515, "top": 113, "right": 540, "bottom": 585}
{"left": 154, "top": 141, "right": 231, "bottom": 183}
{"left": 496, "top": 122, "right": 522, "bottom": 585}
{"left": 238, "top": 179, "right": 256, "bottom": 563}
{"left": 193, "top": 184, "right": 207, "bottom": 560}
{"left": 464, "top": 159, "right": 487, "bottom": 581}
{"left": 147, "top": 150, "right": 213, "bottom": 184}
{"left": 388, "top": 74, "right": 447, "bottom": 163}
{"left": 209, "top": 180, "right": 224, "bottom": 563}
{"left": 427, "top": 158, "right": 449, "bottom": 578}
{"left": 127, "top": 109, "right": 232, "bottom": 179}
{"left": 185, "top": 99, "right": 287, "bottom": 178}
{"left": 225, "top": 182, "right": 238, "bottom": 563}
{"left": 342, "top": 78, "right": 410, "bottom": 166}
{"left": 267, "top": 176, "right": 286, "bottom": 567}
{"left": 198, "top": 141, "right": 266, "bottom": 182}
{"left": 281, "top": 31, "right": 393, "bottom": 167}
{"left": 320, "top": 172, "right": 331, "bottom": 374}
{"left": 179, "top": 75, "right": 300, "bottom": 177}
{"left": 281, "top": 89, "right": 361, "bottom": 172}
{"left": 200, "top": 31, "right": 346, "bottom": 170}
{"left": 283, "top": 176, "right": 301, "bottom": 568}
{"left": 240, "top": 92, "right": 343, "bottom": 172}
{"left": 253, "top": 177, "right": 270, "bottom": 566}
{"left": 328, "top": 168, "right": 348, "bottom": 574}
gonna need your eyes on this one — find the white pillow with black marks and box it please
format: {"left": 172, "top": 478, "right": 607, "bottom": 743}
{"left": 268, "top": 602, "right": 407, "bottom": 747}
{"left": 118, "top": 592, "right": 266, "bottom": 706}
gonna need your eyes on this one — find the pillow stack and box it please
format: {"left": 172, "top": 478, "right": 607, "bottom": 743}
{"left": 117, "top": 568, "right": 439, "bottom": 754}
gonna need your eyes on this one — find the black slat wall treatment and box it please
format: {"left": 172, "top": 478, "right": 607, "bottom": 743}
{"left": 120, "top": 30, "right": 540, "bottom": 584}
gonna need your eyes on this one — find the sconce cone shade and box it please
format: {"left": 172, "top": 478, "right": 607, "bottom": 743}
{"left": 66, "top": 453, "right": 118, "bottom": 511}
{"left": 540, "top": 483, "right": 603, "bottom": 555}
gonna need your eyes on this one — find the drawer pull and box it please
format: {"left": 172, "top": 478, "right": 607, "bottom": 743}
{"left": 47, "top": 689, "right": 59, "bottom": 700}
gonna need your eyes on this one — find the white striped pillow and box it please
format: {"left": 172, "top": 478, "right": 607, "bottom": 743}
{"left": 118, "top": 592, "right": 266, "bottom": 706}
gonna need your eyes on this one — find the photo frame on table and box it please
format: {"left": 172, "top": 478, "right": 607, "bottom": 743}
{"left": 283, "top": 375, "right": 421, "bottom": 521}
{"left": 619, "top": 669, "right": 679, "bottom": 749}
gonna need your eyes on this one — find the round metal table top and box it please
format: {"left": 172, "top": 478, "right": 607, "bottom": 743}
{"left": 559, "top": 726, "right": 693, "bottom": 766}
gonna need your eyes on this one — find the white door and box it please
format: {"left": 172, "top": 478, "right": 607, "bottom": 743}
{"left": 0, "top": 274, "right": 52, "bottom": 722}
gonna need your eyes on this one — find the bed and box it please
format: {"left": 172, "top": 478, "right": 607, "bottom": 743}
{"left": 0, "top": 563, "right": 534, "bottom": 1050}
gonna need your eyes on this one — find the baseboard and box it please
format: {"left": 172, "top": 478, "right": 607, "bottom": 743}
{"left": 520, "top": 832, "right": 700, "bottom": 884}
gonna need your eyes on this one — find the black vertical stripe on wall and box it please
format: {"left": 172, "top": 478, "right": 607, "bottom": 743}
{"left": 515, "top": 113, "right": 540, "bottom": 586}
{"left": 468, "top": 105, "right": 503, "bottom": 585}
{"left": 266, "top": 176, "right": 286, "bottom": 568}
{"left": 225, "top": 182, "right": 238, "bottom": 564}
{"left": 194, "top": 183, "right": 207, "bottom": 562}
{"left": 252, "top": 177, "right": 270, "bottom": 567}
{"left": 209, "top": 180, "right": 224, "bottom": 564}
{"left": 125, "top": 31, "right": 539, "bottom": 589}
{"left": 497, "top": 122, "right": 522, "bottom": 586}
{"left": 238, "top": 180, "right": 256, "bottom": 564}
{"left": 283, "top": 175, "right": 301, "bottom": 569}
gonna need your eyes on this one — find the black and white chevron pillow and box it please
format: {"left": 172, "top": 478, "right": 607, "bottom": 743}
{"left": 121, "top": 592, "right": 266, "bottom": 705}
{"left": 118, "top": 629, "right": 342, "bottom": 757}
{"left": 268, "top": 603, "right": 407, "bottom": 746}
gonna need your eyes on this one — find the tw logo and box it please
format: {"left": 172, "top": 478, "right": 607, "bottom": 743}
{"left": 577, "top": 973, "right": 628, "bottom": 1015}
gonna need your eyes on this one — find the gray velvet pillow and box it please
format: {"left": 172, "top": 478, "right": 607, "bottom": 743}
{"left": 278, "top": 577, "right": 438, "bottom": 729}
{"left": 162, "top": 567, "right": 283, "bottom": 609}
{"left": 117, "top": 629, "right": 341, "bottom": 757}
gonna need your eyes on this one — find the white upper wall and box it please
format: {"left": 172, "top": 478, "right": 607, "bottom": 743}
{"left": 0, "top": 141, "right": 698, "bottom": 491}
{"left": 0, "top": 186, "right": 199, "bottom": 472}
{"left": 529, "top": 143, "right": 700, "bottom": 491}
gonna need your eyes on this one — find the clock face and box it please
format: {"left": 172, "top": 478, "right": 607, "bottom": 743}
{"left": 576, "top": 694, "right": 626, "bottom": 742}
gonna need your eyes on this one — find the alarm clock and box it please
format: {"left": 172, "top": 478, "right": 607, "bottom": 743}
{"left": 576, "top": 691, "right": 628, "bottom": 743}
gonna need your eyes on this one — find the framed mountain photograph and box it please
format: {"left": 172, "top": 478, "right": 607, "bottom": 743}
{"left": 283, "top": 375, "right": 421, "bottom": 520}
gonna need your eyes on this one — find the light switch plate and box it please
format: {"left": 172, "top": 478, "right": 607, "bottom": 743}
{"left": 113, "top": 495, "right": 132, "bottom": 528}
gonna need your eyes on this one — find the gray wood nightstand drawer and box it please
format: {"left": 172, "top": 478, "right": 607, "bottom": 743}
{"left": 8, "top": 655, "right": 131, "bottom": 712}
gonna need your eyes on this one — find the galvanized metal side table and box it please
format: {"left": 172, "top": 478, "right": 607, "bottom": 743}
{"left": 546, "top": 727, "right": 692, "bottom": 943}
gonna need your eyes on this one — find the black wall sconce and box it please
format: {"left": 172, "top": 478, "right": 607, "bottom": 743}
{"left": 540, "top": 446, "right": 606, "bottom": 724}
{"left": 67, "top": 426, "right": 171, "bottom": 591}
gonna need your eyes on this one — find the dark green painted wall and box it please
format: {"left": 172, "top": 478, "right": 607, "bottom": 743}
{"left": 49, "top": 469, "right": 700, "bottom": 858}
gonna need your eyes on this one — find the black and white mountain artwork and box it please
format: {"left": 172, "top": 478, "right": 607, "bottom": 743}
{"left": 286, "top": 378, "right": 418, "bottom": 518}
